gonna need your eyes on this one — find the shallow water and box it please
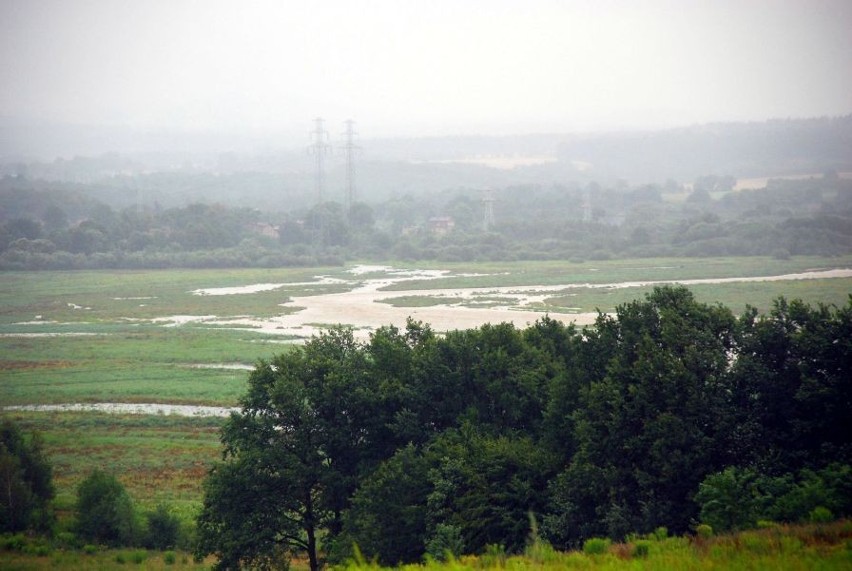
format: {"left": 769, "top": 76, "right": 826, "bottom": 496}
{"left": 3, "top": 403, "right": 238, "bottom": 417}
{"left": 149, "top": 266, "right": 852, "bottom": 341}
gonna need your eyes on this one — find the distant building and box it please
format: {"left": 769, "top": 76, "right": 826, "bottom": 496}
{"left": 251, "top": 222, "right": 280, "bottom": 240}
{"left": 428, "top": 216, "right": 455, "bottom": 236}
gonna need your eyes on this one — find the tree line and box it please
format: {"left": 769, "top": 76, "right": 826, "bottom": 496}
{"left": 2, "top": 171, "right": 852, "bottom": 270}
{"left": 195, "top": 286, "right": 851, "bottom": 569}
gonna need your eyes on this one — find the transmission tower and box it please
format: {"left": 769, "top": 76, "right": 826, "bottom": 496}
{"left": 308, "top": 117, "right": 331, "bottom": 205}
{"left": 482, "top": 188, "right": 496, "bottom": 231}
{"left": 340, "top": 119, "right": 361, "bottom": 212}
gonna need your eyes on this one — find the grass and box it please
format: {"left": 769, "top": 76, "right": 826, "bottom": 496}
{"left": 2, "top": 411, "right": 223, "bottom": 523}
{"left": 376, "top": 255, "right": 852, "bottom": 291}
{"left": 338, "top": 520, "right": 852, "bottom": 570}
{"left": 2, "top": 256, "right": 851, "bottom": 529}
{"left": 538, "top": 277, "right": 852, "bottom": 315}
{"left": 0, "top": 326, "right": 273, "bottom": 406}
{"left": 0, "top": 548, "right": 213, "bottom": 570}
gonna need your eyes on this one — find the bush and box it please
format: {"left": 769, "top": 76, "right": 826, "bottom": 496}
{"left": 163, "top": 550, "right": 177, "bottom": 565}
{"left": 696, "top": 524, "right": 714, "bottom": 538}
{"left": 582, "top": 537, "right": 611, "bottom": 555}
{"left": 144, "top": 504, "right": 180, "bottom": 550}
{"left": 696, "top": 467, "right": 759, "bottom": 532}
{"left": 809, "top": 506, "right": 833, "bottom": 523}
{"left": 633, "top": 540, "right": 651, "bottom": 558}
{"left": 425, "top": 524, "right": 464, "bottom": 561}
{"left": 1, "top": 533, "right": 27, "bottom": 551}
{"left": 75, "top": 470, "right": 137, "bottom": 546}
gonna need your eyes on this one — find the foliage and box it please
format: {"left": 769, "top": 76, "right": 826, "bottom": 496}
{"left": 3, "top": 168, "right": 852, "bottom": 270}
{"left": 424, "top": 524, "right": 464, "bottom": 562}
{"left": 695, "top": 467, "right": 760, "bottom": 532}
{"left": 75, "top": 470, "right": 138, "bottom": 546}
{"left": 0, "top": 420, "right": 54, "bottom": 533}
{"left": 196, "top": 326, "right": 387, "bottom": 571}
{"left": 144, "top": 504, "right": 181, "bottom": 550}
{"left": 189, "top": 286, "right": 852, "bottom": 566}
{"left": 581, "top": 537, "right": 610, "bottom": 555}
{"left": 338, "top": 445, "right": 431, "bottom": 566}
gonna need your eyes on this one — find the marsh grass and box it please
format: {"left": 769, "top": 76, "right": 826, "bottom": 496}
{"left": 339, "top": 520, "right": 852, "bottom": 570}
{"left": 3, "top": 411, "right": 223, "bottom": 522}
{"left": 378, "top": 295, "right": 467, "bottom": 307}
{"left": 377, "top": 255, "right": 852, "bottom": 291}
{"left": 539, "top": 274, "right": 852, "bottom": 314}
{"left": 1, "top": 549, "right": 211, "bottom": 570}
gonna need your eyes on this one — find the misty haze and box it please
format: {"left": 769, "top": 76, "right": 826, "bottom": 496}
{"left": 2, "top": 1, "right": 852, "bottom": 569}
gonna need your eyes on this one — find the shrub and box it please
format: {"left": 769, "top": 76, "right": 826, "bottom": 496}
{"left": 144, "top": 504, "right": 180, "bottom": 550}
{"left": 163, "top": 550, "right": 177, "bottom": 565}
{"left": 82, "top": 544, "right": 98, "bottom": 555}
{"left": 75, "top": 470, "right": 137, "bottom": 546}
{"left": 1, "top": 533, "right": 27, "bottom": 551}
{"left": 809, "top": 506, "right": 833, "bottom": 523}
{"left": 582, "top": 537, "right": 611, "bottom": 555}
{"left": 696, "top": 524, "right": 714, "bottom": 538}
{"left": 425, "top": 524, "right": 464, "bottom": 561}
{"left": 653, "top": 526, "right": 668, "bottom": 541}
{"left": 633, "top": 540, "right": 651, "bottom": 558}
{"left": 696, "top": 467, "right": 758, "bottom": 532}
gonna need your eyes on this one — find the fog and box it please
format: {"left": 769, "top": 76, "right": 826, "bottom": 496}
{"left": 2, "top": 0, "right": 851, "bottom": 157}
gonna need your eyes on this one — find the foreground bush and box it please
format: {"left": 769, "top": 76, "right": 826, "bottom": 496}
{"left": 75, "top": 470, "right": 137, "bottom": 546}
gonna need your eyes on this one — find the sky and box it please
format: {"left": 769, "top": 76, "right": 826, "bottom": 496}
{"left": 1, "top": 0, "right": 851, "bottom": 147}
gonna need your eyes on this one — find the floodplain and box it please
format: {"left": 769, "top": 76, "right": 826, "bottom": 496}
{"left": 1, "top": 255, "right": 851, "bottom": 530}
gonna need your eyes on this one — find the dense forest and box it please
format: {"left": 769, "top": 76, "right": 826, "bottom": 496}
{"left": 192, "top": 287, "right": 851, "bottom": 569}
{"left": 2, "top": 171, "right": 851, "bottom": 270}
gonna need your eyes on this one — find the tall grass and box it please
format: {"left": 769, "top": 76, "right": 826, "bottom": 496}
{"left": 338, "top": 520, "right": 852, "bottom": 570}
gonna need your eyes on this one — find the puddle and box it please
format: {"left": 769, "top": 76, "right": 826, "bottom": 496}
{"left": 2, "top": 403, "right": 238, "bottom": 417}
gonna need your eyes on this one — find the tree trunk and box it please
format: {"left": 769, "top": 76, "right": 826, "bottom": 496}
{"left": 305, "top": 490, "right": 319, "bottom": 571}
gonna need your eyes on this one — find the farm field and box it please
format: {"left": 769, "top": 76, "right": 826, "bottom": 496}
{"left": 1, "top": 255, "right": 851, "bottom": 530}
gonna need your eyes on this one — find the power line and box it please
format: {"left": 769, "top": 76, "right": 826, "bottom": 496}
{"left": 482, "top": 188, "right": 496, "bottom": 231}
{"left": 307, "top": 117, "right": 331, "bottom": 205}
{"left": 340, "top": 119, "right": 360, "bottom": 212}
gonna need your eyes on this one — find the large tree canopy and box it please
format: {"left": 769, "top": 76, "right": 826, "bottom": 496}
{"left": 196, "top": 287, "right": 852, "bottom": 568}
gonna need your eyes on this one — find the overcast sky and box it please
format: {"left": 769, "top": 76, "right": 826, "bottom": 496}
{"left": 1, "top": 0, "right": 851, "bottom": 143}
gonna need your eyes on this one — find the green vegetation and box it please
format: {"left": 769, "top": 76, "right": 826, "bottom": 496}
{"left": 195, "top": 288, "right": 851, "bottom": 569}
{"left": 75, "top": 470, "right": 138, "bottom": 546}
{"left": 2, "top": 169, "right": 852, "bottom": 270}
{"left": 0, "top": 420, "right": 55, "bottom": 534}
{"left": 1, "top": 261, "right": 851, "bottom": 569}
{"left": 336, "top": 520, "right": 852, "bottom": 570}
{"left": 3, "top": 412, "right": 222, "bottom": 521}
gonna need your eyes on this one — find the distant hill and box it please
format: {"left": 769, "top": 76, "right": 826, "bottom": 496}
{"left": 555, "top": 116, "right": 852, "bottom": 182}
{"left": 2, "top": 115, "right": 850, "bottom": 208}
